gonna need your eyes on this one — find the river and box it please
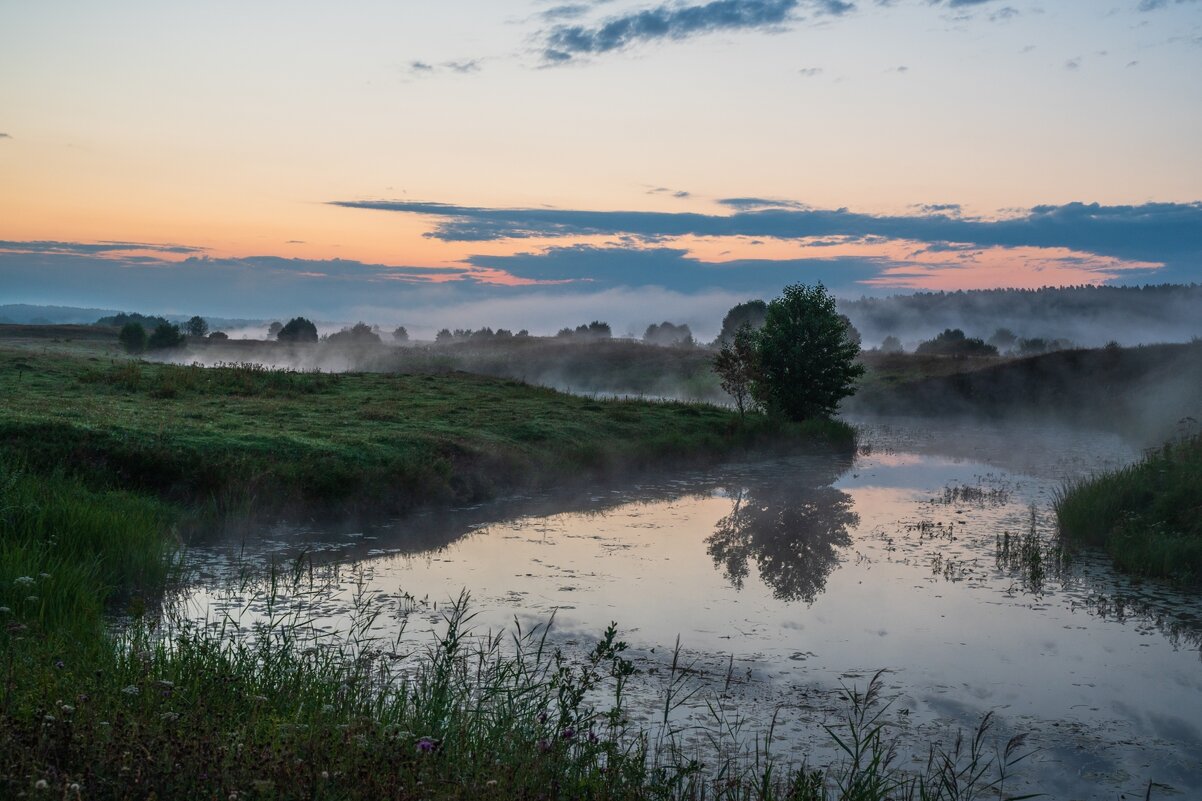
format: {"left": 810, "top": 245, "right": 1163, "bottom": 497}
{"left": 175, "top": 417, "right": 1202, "bottom": 800}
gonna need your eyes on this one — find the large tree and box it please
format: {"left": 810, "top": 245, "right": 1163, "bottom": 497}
{"left": 185, "top": 315, "right": 209, "bottom": 338}
{"left": 752, "top": 283, "right": 865, "bottom": 421}
{"left": 277, "top": 317, "right": 318, "bottom": 343}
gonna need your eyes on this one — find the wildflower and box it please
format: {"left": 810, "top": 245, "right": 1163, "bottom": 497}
{"left": 537, "top": 738, "right": 552, "bottom": 753}
{"left": 68, "top": 784, "right": 80, "bottom": 793}
{"left": 0, "top": 606, "right": 11, "bottom": 614}
{"left": 43, "top": 714, "right": 55, "bottom": 723}
{"left": 251, "top": 695, "right": 268, "bottom": 703}
{"left": 537, "top": 710, "right": 548, "bottom": 724}
{"left": 14, "top": 576, "right": 34, "bottom": 586}
{"left": 35, "top": 779, "right": 48, "bottom": 790}
{"left": 415, "top": 736, "right": 437, "bottom": 754}
{"left": 155, "top": 679, "right": 175, "bottom": 689}
{"left": 320, "top": 771, "right": 329, "bottom": 780}
{"left": 39, "top": 572, "right": 51, "bottom": 579}
{"left": 54, "top": 659, "right": 65, "bottom": 670}
{"left": 26, "top": 596, "right": 39, "bottom": 603}
{"left": 588, "top": 731, "right": 599, "bottom": 744}
{"left": 59, "top": 704, "right": 74, "bottom": 714}
{"left": 561, "top": 727, "right": 576, "bottom": 740}
{"left": 122, "top": 685, "right": 140, "bottom": 696}
{"left": 161, "top": 711, "right": 180, "bottom": 722}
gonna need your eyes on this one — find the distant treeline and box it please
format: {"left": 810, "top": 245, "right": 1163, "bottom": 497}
{"left": 840, "top": 284, "right": 1202, "bottom": 348}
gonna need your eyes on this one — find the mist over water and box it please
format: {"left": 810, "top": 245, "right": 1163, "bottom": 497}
{"left": 176, "top": 417, "right": 1202, "bottom": 799}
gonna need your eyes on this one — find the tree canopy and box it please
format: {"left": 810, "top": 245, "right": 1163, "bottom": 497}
{"left": 146, "top": 322, "right": 185, "bottom": 350}
{"left": 914, "top": 329, "right": 998, "bottom": 357}
{"left": 184, "top": 316, "right": 209, "bottom": 337}
{"left": 117, "top": 322, "right": 147, "bottom": 354}
{"left": 715, "top": 300, "right": 768, "bottom": 345}
{"left": 752, "top": 284, "right": 865, "bottom": 421}
{"left": 643, "top": 321, "right": 693, "bottom": 347}
{"left": 277, "top": 317, "right": 318, "bottom": 343}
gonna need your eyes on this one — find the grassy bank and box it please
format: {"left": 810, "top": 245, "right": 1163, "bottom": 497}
{"left": 1056, "top": 434, "right": 1202, "bottom": 584}
{"left": 0, "top": 346, "right": 851, "bottom": 520}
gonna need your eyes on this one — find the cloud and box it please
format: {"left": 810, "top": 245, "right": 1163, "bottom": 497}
{"left": 913, "top": 203, "right": 963, "bottom": 215}
{"left": 328, "top": 198, "right": 1202, "bottom": 279}
{"left": 647, "top": 186, "right": 692, "bottom": 198}
{"left": 540, "top": 0, "right": 836, "bottom": 63}
{"left": 798, "top": 66, "right": 823, "bottom": 76}
{"left": 409, "top": 59, "right": 481, "bottom": 76}
{"left": 0, "top": 133, "right": 10, "bottom": 139}
{"left": 0, "top": 240, "right": 204, "bottom": 256}
{"left": 1, "top": 225, "right": 1176, "bottom": 332}
{"left": 466, "top": 243, "right": 884, "bottom": 291}
{"left": 1064, "top": 57, "right": 1081, "bottom": 70}
{"left": 718, "top": 197, "right": 810, "bottom": 210}
{"left": 1138, "top": 0, "right": 1200, "bottom": 10}
{"left": 444, "top": 59, "right": 482, "bottom": 73}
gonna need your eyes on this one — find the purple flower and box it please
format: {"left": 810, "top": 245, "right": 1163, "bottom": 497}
{"left": 587, "top": 731, "right": 599, "bottom": 744}
{"left": 537, "top": 711, "right": 548, "bottom": 724}
{"left": 415, "top": 736, "right": 436, "bottom": 754}
{"left": 561, "top": 727, "right": 575, "bottom": 740}
{"left": 537, "top": 738, "right": 552, "bottom": 753}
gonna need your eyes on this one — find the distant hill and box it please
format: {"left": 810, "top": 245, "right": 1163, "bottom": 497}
{"left": 94, "top": 312, "right": 173, "bottom": 330}
{"left": 840, "top": 284, "right": 1202, "bottom": 349}
{"left": 0, "top": 304, "right": 265, "bottom": 331}
{"left": 0, "top": 304, "right": 121, "bottom": 325}
{"left": 848, "top": 340, "right": 1202, "bottom": 443}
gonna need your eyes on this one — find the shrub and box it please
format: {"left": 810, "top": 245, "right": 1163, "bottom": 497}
{"left": 146, "top": 323, "right": 185, "bottom": 350}
{"left": 915, "top": 329, "right": 998, "bottom": 357}
{"left": 118, "top": 322, "right": 147, "bottom": 354}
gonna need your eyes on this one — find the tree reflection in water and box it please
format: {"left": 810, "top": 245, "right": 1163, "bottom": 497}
{"left": 706, "top": 456, "right": 858, "bottom": 603}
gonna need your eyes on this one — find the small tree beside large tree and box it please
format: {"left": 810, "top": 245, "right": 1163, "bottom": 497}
{"left": 712, "top": 323, "right": 760, "bottom": 418}
{"left": 713, "top": 284, "right": 864, "bottom": 422}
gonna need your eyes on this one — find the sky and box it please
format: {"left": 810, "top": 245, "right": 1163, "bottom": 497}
{"left": 1, "top": 0, "right": 1200, "bottom": 336}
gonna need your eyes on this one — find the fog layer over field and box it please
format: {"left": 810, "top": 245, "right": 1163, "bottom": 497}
{"left": 839, "top": 285, "right": 1202, "bottom": 350}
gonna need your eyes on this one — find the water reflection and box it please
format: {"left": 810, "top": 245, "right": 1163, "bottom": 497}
{"left": 707, "top": 456, "right": 858, "bottom": 603}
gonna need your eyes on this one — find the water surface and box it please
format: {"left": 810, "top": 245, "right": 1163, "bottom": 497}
{"left": 179, "top": 418, "right": 1202, "bottom": 799}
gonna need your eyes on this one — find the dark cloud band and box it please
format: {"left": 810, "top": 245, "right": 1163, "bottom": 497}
{"left": 329, "top": 199, "right": 1202, "bottom": 271}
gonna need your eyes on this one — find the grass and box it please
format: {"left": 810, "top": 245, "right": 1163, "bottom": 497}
{"left": 0, "top": 346, "right": 853, "bottom": 520}
{"left": 1055, "top": 433, "right": 1202, "bottom": 584}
